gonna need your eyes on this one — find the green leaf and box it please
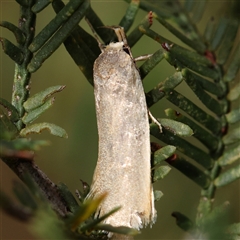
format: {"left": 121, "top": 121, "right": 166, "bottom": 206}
{"left": 23, "top": 85, "right": 65, "bottom": 111}
{"left": 165, "top": 90, "right": 222, "bottom": 134}
{"left": 75, "top": 180, "right": 91, "bottom": 204}
{"left": 1, "top": 138, "right": 49, "bottom": 151}
{"left": 57, "top": 183, "right": 79, "bottom": 213}
{"left": 118, "top": 0, "right": 139, "bottom": 32}
{"left": 0, "top": 191, "right": 32, "bottom": 221}
{"left": 218, "top": 144, "right": 240, "bottom": 166}
{"left": 152, "top": 145, "right": 176, "bottom": 167}
{"left": 184, "top": 0, "right": 194, "bottom": 11}
{"left": 172, "top": 212, "right": 194, "bottom": 232}
{"left": 23, "top": 98, "right": 55, "bottom": 124}
{"left": 15, "top": 0, "right": 28, "bottom": 7}
{"left": 30, "top": 205, "right": 68, "bottom": 239}
{"left": 223, "top": 127, "right": 240, "bottom": 145}
{"left": 146, "top": 72, "right": 183, "bottom": 107}
{"left": 62, "top": 28, "right": 97, "bottom": 85}
{"left": 51, "top": 0, "right": 100, "bottom": 86}
{"left": 95, "top": 224, "right": 139, "bottom": 236}
{"left": 13, "top": 181, "right": 37, "bottom": 210}
{"left": 223, "top": 43, "right": 240, "bottom": 82}
{"left": 217, "top": 19, "right": 239, "bottom": 65}
{"left": 214, "top": 164, "right": 240, "bottom": 187}
{"left": 133, "top": 1, "right": 177, "bottom": 19}
{"left": 153, "top": 165, "right": 171, "bottom": 182}
{"left": 69, "top": 193, "right": 107, "bottom": 231}
{"left": 52, "top": 0, "right": 99, "bottom": 56}
{"left": 139, "top": 48, "right": 164, "bottom": 79}
{"left": 166, "top": 156, "right": 211, "bottom": 188}
{"left": 227, "top": 80, "right": 240, "bottom": 101}
{"left": 127, "top": 12, "right": 153, "bottom": 48}
{"left": 196, "top": 197, "right": 212, "bottom": 221}
{"left": 30, "top": 0, "right": 85, "bottom": 52}
{"left": 31, "top": 0, "right": 51, "bottom": 13}
{"left": 225, "top": 107, "right": 240, "bottom": 124}
{"left": 204, "top": 17, "right": 215, "bottom": 43}
{"left": 0, "top": 108, "right": 19, "bottom": 140}
{"left": 150, "top": 123, "right": 213, "bottom": 169}
{"left": 84, "top": 6, "right": 116, "bottom": 44}
{"left": 166, "top": 50, "right": 219, "bottom": 80}
{"left": 182, "top": 69, "right": 227, "bottom": 115}
{"left": 20, "top": 122, "right": 68, "bottom": 138}
{"left": 0, "top": 98, "right": 19, "bottom": 122}
{"left": 80, "top": 180, "right": 90, "bottom": 200}
{"left": 0, "top": 21, "right": 25, "bottom": 44}
{"left": 190, "top": 0, "right": 206, "bottom": 24}
{"left": 0, "top": 38, "right": 23, "bottom": 64}
{"left": 0, "top": 138, "right": 49, "bottom": 159}
{"left": 197, "top": 202, "right": 230, "bottom": 240}
{"left": 154, "top": 14, "right": 205, "bottom": 53}
{"left": 80, "top": 206, "right": 121, "bottom": 232}
{"left": 159, "top": 118, "right": 193, "bottom": 137}
{"left": 172, "top": 45, "right": 212, "bottom": 66}
{"left": 184, "top": 70, "right": 226, "bottom": 97}
{"left": 227, "top": 223, "right": 240, "bottom": 235}
{"left": 139, "top": 26, "right": 172, "bottom": 46}
{"left": 210, "top": 17, "right": 229, "bottom": 51}
{"left": 154, "top": 190, "right": 163, "bottom": 202}
{"left": 28, "top": 0, "right": 90, "bottom": 73}
{"left": 165, "top": 108, "right": 221, "bottom": 152}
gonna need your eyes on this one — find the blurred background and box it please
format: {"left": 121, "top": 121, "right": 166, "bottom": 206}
{"left": 0, "top": 0, "right": 239, "bottom": 239}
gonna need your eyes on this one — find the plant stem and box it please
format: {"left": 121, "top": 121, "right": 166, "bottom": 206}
{"left": 11, "top": 0, "right": 36, "bottom": 130}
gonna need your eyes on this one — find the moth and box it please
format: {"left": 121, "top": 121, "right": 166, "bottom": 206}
{"left": 86, "top": 23, "right": 156, "bottom": 238}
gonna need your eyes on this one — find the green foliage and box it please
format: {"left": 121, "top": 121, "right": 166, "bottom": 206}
{"left": 20, "top": 122, "right": 68, "bottom": 138}
{"left": 0, "top": 138, "right": 49, "bottom": 159}
{"left": 0, "top": 0, "right": 239, "bottom": 239}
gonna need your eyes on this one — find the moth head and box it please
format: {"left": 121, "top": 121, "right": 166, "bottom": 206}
{"left": 106, "top": 41, "right": 124, "bottom": 50}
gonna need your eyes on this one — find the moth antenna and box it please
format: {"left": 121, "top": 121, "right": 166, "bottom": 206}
{"left": 85, "top": 17, "right": 105, "bottom": 52}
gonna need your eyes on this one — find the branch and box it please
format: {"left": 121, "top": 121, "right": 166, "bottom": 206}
{"left": 2, "top": 157, "right": 69, "bottom": 217}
